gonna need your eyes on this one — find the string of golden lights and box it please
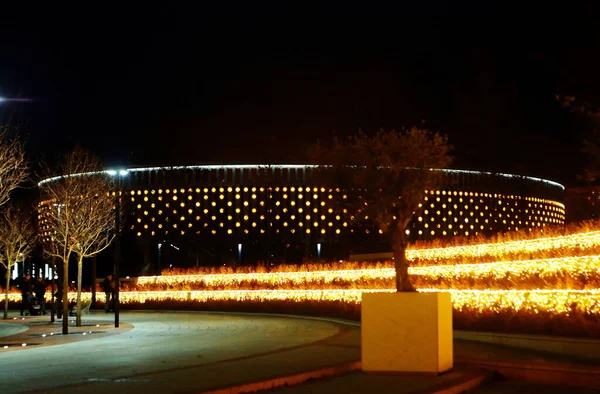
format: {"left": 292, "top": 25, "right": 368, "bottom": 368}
{"left": 7, "top": 289, "right": 598, "bottom": 315}
{"left": 407, "top": 230, "right": 600, "bottom": 262}
{"left": 134, "top": 254, "right": 600, "bottom": 290}
{"left": 15, "top": 229, "right": 600, "bottom": 319}
{"left": 154, "top": 229, "right": 600, "bottom": 274}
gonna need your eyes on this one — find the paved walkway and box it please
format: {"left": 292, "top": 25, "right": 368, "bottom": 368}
{"left": 0, "top": 311, "right": 598, "bottom": 393}
{"left": 0, "top": 316, "right": 133, "bottom": 351}
{"left": 0, "top": 320, "right": 29, "bottom": 338}
{"left": 0, "top": 311, "right": 360, "bottom": 394}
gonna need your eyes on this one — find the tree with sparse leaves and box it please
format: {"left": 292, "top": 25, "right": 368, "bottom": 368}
{"left": 0, "top": 127, "right": 27, "bottom": 208}
{"left": 40, "top": 148, "right": 117, "bottom": 331}
{"left": 308, "top": 127, "right": 453, "bottom": 292}
{"left": 0, "top": 206, "right": 35, "bottom": 319}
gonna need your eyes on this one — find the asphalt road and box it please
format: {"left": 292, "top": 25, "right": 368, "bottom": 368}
{"left": 0, "top": 311, "right": 361, "bottom": 394}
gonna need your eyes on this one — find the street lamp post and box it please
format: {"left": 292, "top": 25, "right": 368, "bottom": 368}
{"left": 110, "top": 169, "right": 128, "bottom": 328}
{"left": 52, "top": 203, "right": 66, "bottom": 328}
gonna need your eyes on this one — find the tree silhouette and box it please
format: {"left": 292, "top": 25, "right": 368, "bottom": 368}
{"left": 0, "top": 206, "right": 35, "bottom": 319}
{"left": 308, "top": 128, "right": 453, "bottom": 291}
{"left": 40, "top": 148, "right": 117, "bottom": 330}
{"left": 0, "top": 127, "right": 27, "bottom": 208}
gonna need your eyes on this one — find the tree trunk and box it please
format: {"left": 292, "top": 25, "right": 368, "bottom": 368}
{"left": 4, "top": 270, "right": 9, "bottom": 319}
{"left": 91, "top": 256, "right": 97, "bottom": 305}
{"left": 62, "top": 258, "right": 69, "bottom": 335}
{"left": 76, "top": 258, "right": 82, "bottom": 327}
{"left": 390, "top": 228, "right": 416, "bottom": 292}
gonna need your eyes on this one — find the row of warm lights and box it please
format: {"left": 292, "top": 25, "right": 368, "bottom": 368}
{"left": 127, "top": 209, "right": 562, "bottom": 239}
{"left": 129, "top": 207, "right": 559, "bottom": 225}
{"left": 37, "top": 188, "right": 565, "bottom": 240}
{"left": 130, "top": 190, "right": 563, "bottom": 214}
{"left": 130, "top": 186, "right": 339, "bottom": 196}
{"left": 125, "top": 187, "right": 564, "bottom": 237}
{"left": 407, "top": 230, "right": 600, "bottom": 261}
{"left": 130, "top": 229, "right": 600, "bottom": 268}
{"left": 38, "top": 189, "right": 565, "bottom": 214}
{"left": 39, "top": 224, "right": 600, "bottom": 269}
{"left": 8, "top": 289, "right": 598, "bottom": 315}
{"left": 128, "top": 190, "right": 564, "bottom": 221}
{"left": 413, "top": 255, "right": 600, "bottom": 282}
{"left": 126, "top": 186, "right": 564, "bottom": 206}
{"left": 134, "top": 254, "right": 600, "bottom": 289}
{"left": 126, "top": 189, "right": 564, "bottom": 219}
{"left": 422, "top": 192, "right": 564, "bottom": 217}
{"left": 424, "top": 189, "right": 564, "bottom": 206}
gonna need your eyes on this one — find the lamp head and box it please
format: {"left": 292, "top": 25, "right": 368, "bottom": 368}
{"left": 107, "top": 169, "right": 129, "bottom": 176}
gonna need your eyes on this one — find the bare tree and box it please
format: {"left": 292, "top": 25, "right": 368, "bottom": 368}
{"left": 71, "top": 184, "right": 115, "bottom": 326}
{"left": 0, "top": 128, "right": 27, "bottom": 207}
{"left": 40, "top": 148, "right": 117, "bottom": 331}
{"left": 308, "top": 127, "right": 453, "bottom": 292}
{"left": 0, "top": 206, "right": 35, "bottom": 319}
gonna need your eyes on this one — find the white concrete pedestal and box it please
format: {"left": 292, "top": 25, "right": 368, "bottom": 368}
{"left": 361, "top": 292, "right": 453, "bottom": 373}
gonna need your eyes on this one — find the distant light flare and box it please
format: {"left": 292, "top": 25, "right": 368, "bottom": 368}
{"left": 0, "top": 97, "right": 32, "bottom": 103}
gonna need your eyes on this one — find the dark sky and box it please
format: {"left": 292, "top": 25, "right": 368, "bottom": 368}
{"left": 1, "top": 3, "right": 600, "bottom": 185}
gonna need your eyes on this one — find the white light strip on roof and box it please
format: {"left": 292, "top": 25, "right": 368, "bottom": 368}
{"left": 126, "top": 164, "right": 317, "bottom": 172}
{"left": 437, "top": 169, "right": 564, "bottom": 190}
{"left": 38, "top": 170, "right": 116, "bottom": 186}
{"left": 38, "top": 165, "right": 565, "bottom": 190}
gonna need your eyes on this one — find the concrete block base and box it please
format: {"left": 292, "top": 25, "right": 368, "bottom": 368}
{"left": 361, "top": 292, "right": 453, "bottom": 373}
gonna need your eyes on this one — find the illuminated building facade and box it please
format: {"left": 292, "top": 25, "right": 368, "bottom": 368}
{"left": 38, "top": 165, "right": 565, "bottom": 271}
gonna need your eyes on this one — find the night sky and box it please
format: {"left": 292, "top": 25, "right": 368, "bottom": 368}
{"left": 1, "top": 3, "right": 600, "bottom": 185}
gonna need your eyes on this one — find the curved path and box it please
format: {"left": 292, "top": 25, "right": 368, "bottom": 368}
{"left": 0, "top": 311, "right": 360, "bottom": 394}
{"left": 0, "top": 321, "right": 29, "bottom": 338}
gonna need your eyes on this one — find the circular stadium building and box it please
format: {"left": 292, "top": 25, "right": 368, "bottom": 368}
{"left": 38, "top": 165, "right": 565, "bottom": 274}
